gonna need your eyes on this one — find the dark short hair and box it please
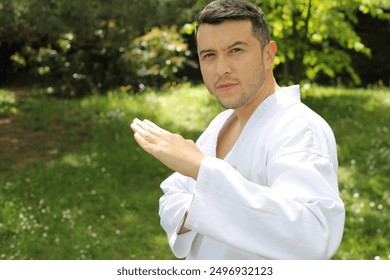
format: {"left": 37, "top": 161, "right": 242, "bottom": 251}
{"left": 195, "top": 0, "right": 271, "bottom": 48}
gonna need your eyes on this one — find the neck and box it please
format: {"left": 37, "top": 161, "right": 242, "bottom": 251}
{"left": 234, "top": 77, "right": 280, "bottom": 127}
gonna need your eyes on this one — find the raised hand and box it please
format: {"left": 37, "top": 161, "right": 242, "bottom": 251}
{"left": 130, "top": 118, "right": 205, "bottom": 180}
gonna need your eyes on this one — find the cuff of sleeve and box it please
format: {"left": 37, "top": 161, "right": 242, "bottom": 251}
{"left": 185, "top": 156, "right": 234, "bottom": 231}
{"left": 170, "top": 230, "right": 197, "bottom": 259}
{"left": 195, "top": 156, "right": 220, "bottom": 193}
{"left": 163, "top": 196, "right": 197, "bottom": 258}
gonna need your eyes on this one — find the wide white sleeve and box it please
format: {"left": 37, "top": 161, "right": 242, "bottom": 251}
{"left": 159, "top": 173, "right": 197, "bottom": 258}
{"left": 158, "top": 110, "right": 232, "bottom": 258}
{"left": 184, "top": 152, "right": 345, "bottom": 260}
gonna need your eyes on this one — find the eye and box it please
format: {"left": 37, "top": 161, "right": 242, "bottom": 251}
{"left": 201, "top": 53, "right": 215, "bottom": 60}
{"left": 230, "top": 48, "right": 242, "bottom": 54}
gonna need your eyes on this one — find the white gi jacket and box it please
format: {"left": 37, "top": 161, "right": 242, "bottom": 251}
{"left": 159, "top": 85, "right": 345, "bottom": 259}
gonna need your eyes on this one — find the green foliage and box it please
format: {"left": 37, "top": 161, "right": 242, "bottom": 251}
{"left": 1, "top": 0, "right": 196, "bottom": 97}
{"left": 11, "top": 31, "right": 137, "bottom": 97}
{"left": 253, "top": 0, "right": 389, "bottom": 85}
{"left": 1, "top": 0, "right": 389, "bottom": 91}
{"left": 127, "top": 26, "right": 191, "bottom": 88}
{"left": 0, "top": 89, "right": 18, "bottom": 116}
{"left": 0, "top": 84, "right": 389, "bottom": 259}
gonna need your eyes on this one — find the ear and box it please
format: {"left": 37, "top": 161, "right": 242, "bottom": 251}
{"left": 263, "top": 41, "right": 277, "bottom": 70}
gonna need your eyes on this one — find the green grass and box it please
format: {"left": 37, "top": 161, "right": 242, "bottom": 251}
{"left": 301, "top": 85, "right": 390, "bottom": 260}
{"left": 0, "top": 84, "right": 389, "bottom": 259}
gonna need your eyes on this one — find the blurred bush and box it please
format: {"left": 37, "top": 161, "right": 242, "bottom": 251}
{"left": 2, "top": 0, "right": 388, "bottom": 94}
{"left": 1, "top": 0, "right": 196, "bottom": 97}
{"left": 127, "top": 26, "right": 191, "bottom": 89}
{"left": 0, "top": 89, "right": 17, "bottom": 116}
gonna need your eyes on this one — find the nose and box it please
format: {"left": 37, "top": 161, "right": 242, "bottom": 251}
{"left": 216, "top": 55, "right": 231, "bottom": 77}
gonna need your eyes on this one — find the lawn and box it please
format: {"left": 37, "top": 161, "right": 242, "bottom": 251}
{"left": 0, "top": 84, "right": 389, "bottom": 259}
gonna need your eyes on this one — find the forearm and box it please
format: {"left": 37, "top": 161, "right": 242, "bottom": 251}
{"left": 178, "top": 210, "right": 190, "bottom": 234}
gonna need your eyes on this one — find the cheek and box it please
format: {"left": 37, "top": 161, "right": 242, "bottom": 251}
{"left": 242, "top": 57, "right": 263, "bottom": 76}
{"left": 200, "top": 64, "right": 214, "bottom": 84}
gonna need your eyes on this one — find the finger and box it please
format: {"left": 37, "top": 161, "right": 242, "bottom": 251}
{"left": 130, "top": 121, "right": 146, "bottom": 135}
{"left": 132, "top": 118, "right": 157, "bottom": 136}
{"left": 133, "top": 118, "right": 169, "bottom": 135}
{"left": 134, "top": 132, "right": 153, "bottom": 153}
{"left": 131, "top": 119, "right": 152, "bottom": 135}
{"left": 143, "top": 119, "right": 169, "bottom": 134}
{"left": 130, "top": 121, "right": 138, "bottom": 133}
{"left": 131, "top": 122, "right": 156, "bottom": 143}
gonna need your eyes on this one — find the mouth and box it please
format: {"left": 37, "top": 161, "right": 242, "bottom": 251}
{"left": 217, "top": 82, "right": 238, "bottom": 92}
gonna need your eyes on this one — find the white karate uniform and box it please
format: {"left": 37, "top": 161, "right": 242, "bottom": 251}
{"left": 159, "top": 85, "right": 345, "bottom": 259}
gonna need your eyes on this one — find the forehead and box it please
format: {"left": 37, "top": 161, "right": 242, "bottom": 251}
{"left": 197, "top": 20, "right": 256, "bottom": 50}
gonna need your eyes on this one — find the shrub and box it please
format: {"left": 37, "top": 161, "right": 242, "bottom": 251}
{"left": 127, "top": 26, "right": 191, "bottom": 89}
{"left": 3, "top": 0, "right": 194, "bottom": 97}
{"left": 0, "top": 89, "right": 17, "bottom": 116}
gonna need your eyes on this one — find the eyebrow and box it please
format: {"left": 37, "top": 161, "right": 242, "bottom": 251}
{"left": 199, "top": 41, "right": 249, "bottom": 56}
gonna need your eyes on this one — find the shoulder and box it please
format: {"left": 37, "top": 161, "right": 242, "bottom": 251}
{"left": 268, "top": 101, "right": 337, "bottom": 162}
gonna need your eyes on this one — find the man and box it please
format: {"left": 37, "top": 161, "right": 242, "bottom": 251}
{"left": 130, "top": 0, "right": 345, "bottom": 259}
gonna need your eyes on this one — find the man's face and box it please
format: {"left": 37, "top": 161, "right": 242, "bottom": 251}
{"left": 197, "top": 20, "right": 266, "bottom": 109}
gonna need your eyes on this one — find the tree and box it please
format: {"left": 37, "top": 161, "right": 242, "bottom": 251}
{"left": 253, "top": 0, "right": 390, "bottom": 85}
{"left": 0, "top": 0, "right": 198, "bottom": 95}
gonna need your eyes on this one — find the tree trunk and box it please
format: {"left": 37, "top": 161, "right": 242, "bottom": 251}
{"left": 290, "top": 0, "right": 312, "bottom": 84}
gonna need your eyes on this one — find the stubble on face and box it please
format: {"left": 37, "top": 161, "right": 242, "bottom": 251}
{"left": 197, "top": 20, "right": 270, "bottom": 111}
{"left": 207, "top": 60, "right": 266, "bottom": 110}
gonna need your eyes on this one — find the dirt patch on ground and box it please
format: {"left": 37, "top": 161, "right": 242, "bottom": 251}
{"left": 0, "top": 117, "right": 60, "bottom": 169}
{"left": 0, "top": 88, "right": 65, "bottom": 169}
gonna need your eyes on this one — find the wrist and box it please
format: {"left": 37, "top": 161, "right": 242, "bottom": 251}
{"left": 190, "top": 155, "right": 205, "bottom": 180}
